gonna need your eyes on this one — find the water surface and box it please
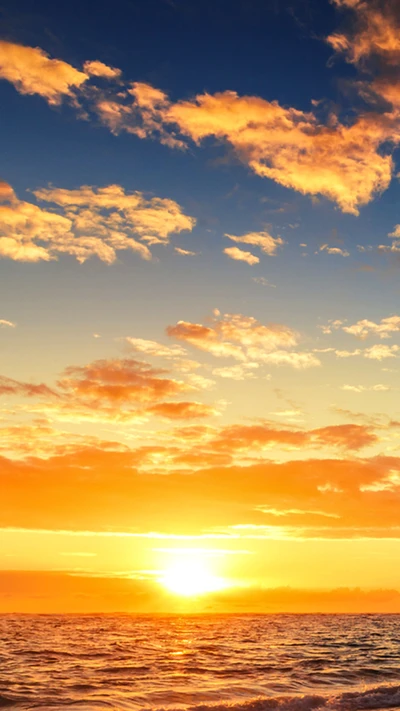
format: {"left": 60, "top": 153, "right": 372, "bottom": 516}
{"left": 1, "top": 614, "right": 400, "bottom": 710}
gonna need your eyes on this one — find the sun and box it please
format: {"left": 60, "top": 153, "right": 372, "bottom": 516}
{"left": 161, "top": 559, "right": 227, "bottom": 597}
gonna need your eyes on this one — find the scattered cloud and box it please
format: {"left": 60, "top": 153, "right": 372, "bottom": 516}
{"left": 341, "top": 384, "right": 390, "bottom": 393}
{"left": 364, "top": 344, "right": 399, "bottom": 360}
{"left": 335, "top": 345, "right": 399, "bottom": 360}
{"left": 0, "top": 182, "right": 195, "bottom": 263}
{"left": 125, "top": 337, "right": 187, "bottom": 359}
{"left": 343, "top": 315, "right": 400, "bottom": 339}
{"left": 212, "top": 363, "right": 259, "bottom": 381}
{"left": 167, "top": 311, "right": 308, "bottom": 367}
{"left": 223, "top": 246, "right": 259, "bottom": 265}
{"left": 2, "top": 40, "right": 400, "bottom": 214}
{"left": 0, "top": 319, "right": 15, "bottom": 328}
{"left": 319, "top": 244, "right": 350, "bottom": 257}
{"left": 252, "top": 277, "right": 276, "bottom": 288}
{"left": 225, "top": 231, "right": 284, "bottom": 256}
{"left": 319, "top": 319, "right": 345, "bottom": 335}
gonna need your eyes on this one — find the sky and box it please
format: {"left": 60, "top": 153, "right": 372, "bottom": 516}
{"left": 1, "top": 0, "right": 400, "bottom": 613}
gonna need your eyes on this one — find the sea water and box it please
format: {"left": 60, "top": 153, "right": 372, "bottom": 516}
{"left": 1, "top": 614, "right": 400, "bottom": 710}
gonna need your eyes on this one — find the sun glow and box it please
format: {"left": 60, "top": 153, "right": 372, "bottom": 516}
{"left": 161, "top": 559, "right": 228, "bottom": 597}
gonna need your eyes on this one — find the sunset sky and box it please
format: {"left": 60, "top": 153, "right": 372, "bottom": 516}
{"left": 1, "top": 0, "right": 400, "bottom": 613}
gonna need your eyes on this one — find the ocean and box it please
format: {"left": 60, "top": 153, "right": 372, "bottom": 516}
{"left": 1, "top": 614, "right": 400, "bottom": 710}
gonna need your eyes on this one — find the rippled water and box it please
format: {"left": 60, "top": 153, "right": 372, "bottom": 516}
{"left": 1, "top": 615, "right": 400, "bottom": 710}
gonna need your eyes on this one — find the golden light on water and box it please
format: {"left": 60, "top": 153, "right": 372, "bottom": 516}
{"left": 160, "top": 558, "right": 228, "bottom": 597}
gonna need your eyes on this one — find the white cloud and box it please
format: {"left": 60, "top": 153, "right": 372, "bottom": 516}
{"left": 223, "top": 247, "right": 259, "bottom": 265}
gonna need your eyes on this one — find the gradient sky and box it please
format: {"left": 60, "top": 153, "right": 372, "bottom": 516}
{"left": 1, "top": 0, "right": 400, "bottom": 613}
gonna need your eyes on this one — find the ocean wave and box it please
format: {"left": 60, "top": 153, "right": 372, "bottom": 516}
{"left": 154, "top": 684, "right": 400, "bottom": 711}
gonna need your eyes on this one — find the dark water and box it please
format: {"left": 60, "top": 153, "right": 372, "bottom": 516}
{"left": 1, "top": 615, "right": 400, "bottom": 710}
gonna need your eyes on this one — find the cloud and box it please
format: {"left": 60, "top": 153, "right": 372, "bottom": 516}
{"left": 167, "top": 312, "right": 320, "bottom": 369}
{"left": 223, "top": 246, "right": 259, "bottom": 265}
{"left": 0, "top": 181, "right": 16, "bottom": 201}
{"left": 341, "top": 384, "right": 390, "bottom": 392}
{"left": 4, "top": 444, "right": 399, "bottom": 536}
{"left": 58, "top": 357, "right": 190, "bottom": 405}
{"left": 167, "top": 311, "right": 306, "bottom": 367}
{"left": 2, "top": 569, "right": 400, "bottom": 613}
{"left": 319, "top": 244, "right": 350, "bottom": 256}
{"left": 327, "top": 0, "right": 400, "bottom": 66}
{"left": 147, "top": 401, "right": 218, "bottom": 420}
{"left": 0, "top": 351, "right": 221, "bottom": 426}
{"left": 0, "top": 422, "right": 129, "bottom": 458}
{"left": 319, "top": 319, "right": 344, "bottom": 335}
{"left": 257, "top": 351, "right": 321, "bottom": 369}
{"left": 82, "top": 60, "right": 121, "bottom": 79}
{"left": 311, "top": 423, "right": 377, "bottom": 450}
{"left": 174, "top": 247, "right": 198, "bottom": 256}
{"left": 95, "top": 82, "right": 185, "bottom": 149}
{"left": 125, "top": 337, "right": 187, "bottom": 359}
{"left": 335, "top": 344, "right": 399, "bottom": 359}
{"left": 0, "top": 182, "right": 195, "bottom": 263}
{"left": 252, "top": 277, "right": 276, "bottom": 288}
{"left": 166, "top": 89, "right": 397, "bottom": 215}
{"left": 0, "top": 375, "right": 59, "bottom": 399}
{"left": 212, "top": 364, "right": 259, "bottom": 381}
{"left": 211, "top": 422, "right": 376, "bottom": 454}
{"left": 0, "top": 319, "right": 15, "bottom": 328}
{"left": 335, "top": 348, "right": 362, "bottom": 357}
{"left": 364, "top": 344, "right": 400, "bottom": 360}
{"left": 34, "top": 184, "right": 196, "bottom": 246}
{"left": 328, "top": 0, "right": 400, "bottom": 121}
{"left": 225, "top": 231, "right": 284, "bottom": 256}
{"left": 343, "top": 315, "right": 400, "bottom": 338}
{"left": 2, "top": 42, "right": 400, "bottom": 213}
{"left": 0, "top": 41, "right": 87, "bottom": 104}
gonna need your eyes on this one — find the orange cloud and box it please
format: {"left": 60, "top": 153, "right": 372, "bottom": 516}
{"left": 211, "top": 422, "right": 376, "bottom": 454}
{"left": 328, "top": 0, "right": 400, "bottom": 65}
{"left": 311, "top": 423, "right": 377, "bottom": 450}
{"left": 1, "top": 448, "right": 400, "bottom": 536}
{"left": 58, "top": 357, "right": 189, "bottom": 404}
{"left": 167, "top": 312, "right": 319, "bottom": 369}
{"left": 147, "top": 401, "right": 218, "bottom": 420}
{"left": 2, "top": 42, "right": 400, "bottom": 213}
{"left": 225, "top": 231, "right": 284, "bottom": 255}
{"left": 0, "top": 41, "right": 87, "bottom": 104}
{"left": 0, "top": 182, "right": 195, "bottom": 263}
{"left": 0, "top": 375, "right": 59, "bottom": 399}
{"left": 1, "top": 570, "right": 400, "bottom": 613}
{"left": 83, "top": 60, "right": 121, "bottom": 79}
{"left": 166, "top": 90, "right": 397, "bottom": 214}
